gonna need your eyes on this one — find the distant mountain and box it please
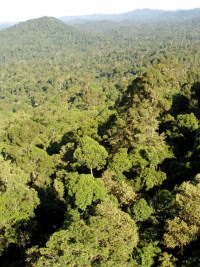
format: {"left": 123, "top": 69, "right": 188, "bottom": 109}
{"left": 0, "top": 16, "right": 94, "bottom": 63}
{"left": 61, "top": 13, "right": 117, "bottom": 23}
{"left": 61, "top": 8, "right": 200, "bottom": 24}
{"left": 0, "top": 22, "right": 16, "bottom": 30}
{"left": 1, "top": 8, "right": 200, "bottom": 29}
{"left": 1, "top": 12, "right": 200, "bottom": 66}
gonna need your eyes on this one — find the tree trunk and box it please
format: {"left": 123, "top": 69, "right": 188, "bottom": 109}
{"left": 90, "top": 168, "right": 93, "bottom": 177}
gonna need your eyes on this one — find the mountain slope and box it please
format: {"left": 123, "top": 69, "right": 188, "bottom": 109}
{"left": 0, "top": 17, "right": 95, "bottom": 64}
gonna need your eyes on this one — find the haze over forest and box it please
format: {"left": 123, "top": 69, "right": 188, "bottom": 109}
{"left": 1, "top": 8, "right": 200, "bottom": 27}
{"left": 0, "top": 7, "right": 200, "bottom": 266}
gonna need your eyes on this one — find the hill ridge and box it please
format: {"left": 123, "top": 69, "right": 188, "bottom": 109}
{"left": 1, "top": 8, "right": 200, "bottom": 29}
{"left": 60, "top": 8, "right": 200, "bottom": 24}
{"left": 0, "top": 16, "right": 91, "bottom": 64}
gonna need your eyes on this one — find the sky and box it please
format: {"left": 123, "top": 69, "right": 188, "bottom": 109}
{"left": 1, "top": 0, "right": 200, "bottom": 22}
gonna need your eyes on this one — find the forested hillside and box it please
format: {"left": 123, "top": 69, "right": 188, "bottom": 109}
{"left": 0, "top": 14, "right": 200, "bottom": 266}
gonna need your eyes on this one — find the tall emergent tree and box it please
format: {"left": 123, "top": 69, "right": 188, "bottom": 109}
{"left": 73, "top": 135, "right": 108, "bottom": 176}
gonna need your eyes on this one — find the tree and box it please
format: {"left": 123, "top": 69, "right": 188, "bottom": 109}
{"left": 104, "top": 66, "right": 173, "bottom": 191}
{"left": 101, "top": 170, "right": 137, "bottom": 207}
{"left": 164, "top": 217, "right": 198, "bottom": 253}
{"left": 108, "top": 148, "right": 132, "bottom": 181}
{"left": 1, "top": 115, "right": 55, "bottom": 188}
{"left": 29, "top": 199, "right": 138, "bottom": 266}
{"left": 164, "top": 179, "right": 200, "bottom": 253}
{"left": 133, "top": 243, "right": 161, "bottom": 267}
{"left": 65, "top": 172, "right": 107, "bottom": 210}
{"left": 73, "top": 136, "right": 108, "bottom": 176}
{"left": 0, "top": 157, "right": 40, "bottom": 255}
{"left": 132, "top": 198, "right": 153, "bottom": 222}
{"left": 176, "top": 180, "right": 200, "bottom": 226}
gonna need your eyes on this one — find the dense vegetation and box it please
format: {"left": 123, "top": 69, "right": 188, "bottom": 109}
{"left": 1, "top": 13, "right": 200, "bottom": 266}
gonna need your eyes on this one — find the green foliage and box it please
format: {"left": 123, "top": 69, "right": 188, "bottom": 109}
{"left": 4, "top": 112, "right": 48, "bottom": 148}
{"left": 3, "top": 145, "right": 55, "bottom": 188}
{"left": 176, "top": 181, "right": 200, "bottom": 226}
{"left": 76, "top": 119, "right": 99, "bottom": 139}
{"left": 158, "top": 252, "right": 177, "bottom": 267}
{"left": 176, "top": 113, "right": 199, "bottom": 133}
{"left": 134, "top": 167, "right": 167, "bottom": 191}
{"left": 101, "top": 170, "right": 137, "bottom": 207}
{"left": 164, "top": 180, "right": 200, "bottom": 251}
{"left": 0, "top": 157, "right": 40, "bottom": 255}
{"left": 164, "top": 217, "right": 198, "bottom": 250}
{"left": 1, "top": 114, "right": 55, "bottom": 188}
{"left": 65, "top": 172, "right": 107, "bottom": 210}
{"left": 108, "top": 148, "right": 132, "bottom": 181}
{"left": 31, "top": 199, "right": 138, "bottom": 266}
{"left": 1, "top": 13, "right": 200, "bottom": 266}
{"left": 133, "top": 243, "right": 161, "bottom": 267}
{"left": 104, "top": 65, "right": 175, "bottom": 191}
{"left": 132, "top": 198, "right": 153, "bottom": 222}
{"left": 151, "top": 190, "right": 177, "bottom": 221}
{"left": 73, "top": 135, "right": 108, "bottom": 175}
{"left": 53, "top": 179, "right": 65, "bottom": 201}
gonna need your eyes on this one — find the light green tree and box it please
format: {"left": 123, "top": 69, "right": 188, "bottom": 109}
{"left": 65, "top": 172, "right": 107, "bottom": 210}
{"left": 164, "top": 217, "right": 198, "bottom": 253}
{"left": 28, "top": 198, "right": 138, "bottom": 266}
{"left": 164, "top": 180, "right": 200, "bottom": 253}
{"left": 73, "top": 135, "right": 108, "bottom": 176}
{"left": 0, "top": 157, "right": 40, "bottom": 255}
{"left": 101, "top": 170, "right": 137, "bottom": 207}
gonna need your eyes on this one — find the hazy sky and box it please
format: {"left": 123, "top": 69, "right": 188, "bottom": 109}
{"left": 1, "top": 0, "right": 200, "bottom": 22}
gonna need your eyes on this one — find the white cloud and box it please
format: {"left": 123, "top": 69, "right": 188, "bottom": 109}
{"left": 1, "top": 0, "right": 200, "bottom": 22}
